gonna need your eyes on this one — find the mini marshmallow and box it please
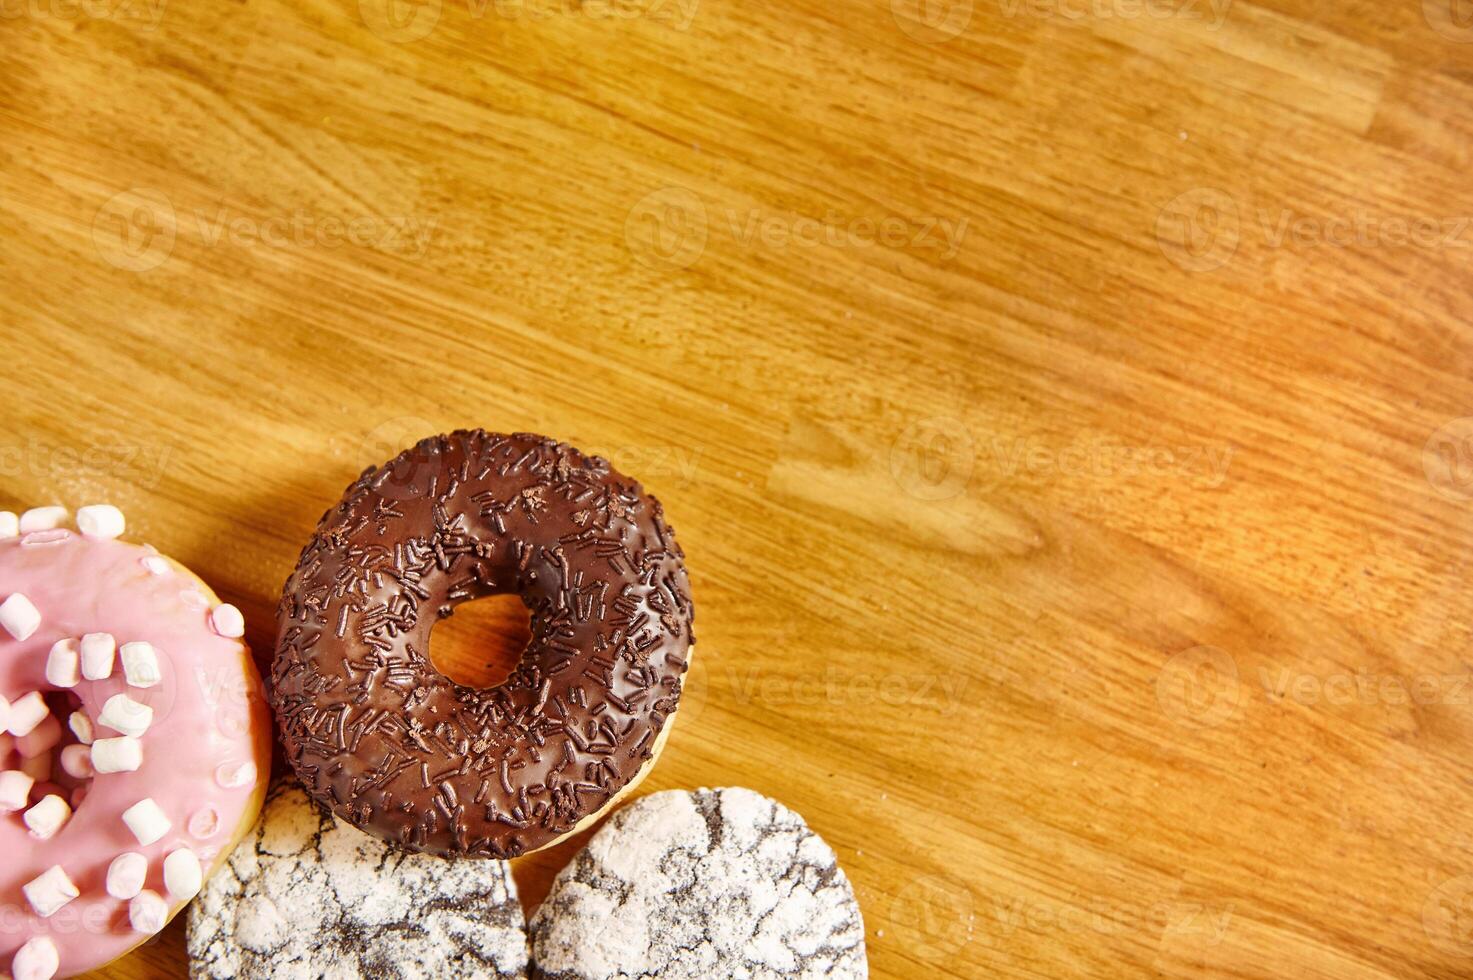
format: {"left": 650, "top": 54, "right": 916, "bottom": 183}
{"left": 44, "top": 638, "right": 80, "bottom": 688}
{"left": 164, "top": 847, "right": 203, "bottom": 899}
{"left": 11, "top": 935, "right": 59, "bottom": 980}
{"left": 0, "top": 593, "right": 41, "bottom": 641}
{"left": 0, "top": 693, "right": 8, "bottom": 732}
{"left": 22, "top": 865, "right": 78, "bottom": 917}
{"left": 91, "top": 736, "right": 142, "bottom": 773}
{"left": 59, "top": 744, "right": 94, "bottom": 779}
{"left": 16, "top": 715, "right": 61, "bottom": 758}
{"left": 141, "top": 554, "right": 169, "bottom": 574}
{"left": 129, "top": 889, "right": 168, "bottom": 934}
{"left": 8, "top": 691, "right": 48, "bottom": 736}
{"left": 68, "top": 710, "right": 93, "bottom": 745}
{"left": 76, "top": 503, "right": 125, "bottom": 538}
{"left": 23, "top": 794, "right": 70, "bottom": 840}
{"left": 122, "top": 797, "right": 171, "bottom": 845}
{"left": 80, "top": 632, "right": 115, "bottom": 680}
{"left": 106, "top": 851, "right": 148, "bottom": 899}
{"left": 0, "top": 769, "right": 34, "bottom": 810}
{"left": 210, "top": 603, "right": 245, "bottom": 638}
{"left": 0, "top": 511, "right": 17, "bottom": 539}
{"left": 120, "top": 641, "right": 161, "bottom": 688}
{"left": 98, "top": 693, "right": 152, "bottom": 737}
{"left": 19, "top": 507, "right": 66, "bottom": 532}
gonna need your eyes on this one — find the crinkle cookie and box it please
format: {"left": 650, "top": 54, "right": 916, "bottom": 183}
{"left": 529, "top": 787, "right": 866, "bottom": 979}
{"left": 187, "top": 780, "right": 527, "bottom": 979}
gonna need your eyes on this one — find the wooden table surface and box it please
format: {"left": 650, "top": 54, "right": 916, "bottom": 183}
{"left": 3, "top": 1, "right": 1473, "bottom": 977}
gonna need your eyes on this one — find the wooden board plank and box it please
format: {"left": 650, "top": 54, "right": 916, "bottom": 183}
{"left": 1, "top": 1, "right": 1472, "bottom": 976}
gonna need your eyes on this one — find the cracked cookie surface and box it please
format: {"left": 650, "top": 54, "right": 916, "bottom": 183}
{"left": 187, "top": 780, "right": 528, "bottom": 979}
{"left": 529, "top": 787, "right": 866, "bottom": 979}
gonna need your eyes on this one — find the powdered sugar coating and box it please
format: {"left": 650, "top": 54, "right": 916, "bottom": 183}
{"left": 188, "top": 781, "right": 528, "bottom": 979}
{"left": 530, "top": 788, "right": 866, "bottom": 979}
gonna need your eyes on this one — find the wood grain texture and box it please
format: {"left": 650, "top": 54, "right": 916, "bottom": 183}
{"left": 2, "top": 0, "right": 1472, "bottom": 976}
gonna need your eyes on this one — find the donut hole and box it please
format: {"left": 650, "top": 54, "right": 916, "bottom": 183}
{"left": 429, "top": 593, "right": 532, "bottom": 690}
{"left": 4, "top": 691, "right": 94, "bottom": 813}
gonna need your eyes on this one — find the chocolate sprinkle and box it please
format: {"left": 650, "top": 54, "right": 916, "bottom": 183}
{"left": 271, "top": 431, "right": 695, "bottom": 858}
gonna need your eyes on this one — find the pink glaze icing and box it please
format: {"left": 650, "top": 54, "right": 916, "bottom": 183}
{"left": 0, "top": 530, "right": 268, "bottom": 977}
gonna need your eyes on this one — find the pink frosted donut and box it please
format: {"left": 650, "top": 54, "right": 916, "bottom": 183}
{"left": 0, "top": 506, "right": 271, "bottom": 979}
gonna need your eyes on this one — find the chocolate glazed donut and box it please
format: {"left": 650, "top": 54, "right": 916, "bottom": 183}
{"left": 270, "top": 430, "right": 695, "bottom": 858}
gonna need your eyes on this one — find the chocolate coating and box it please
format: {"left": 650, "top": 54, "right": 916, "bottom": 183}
{"left": 270, "top": 430, "right": 695, "bottom": 858}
